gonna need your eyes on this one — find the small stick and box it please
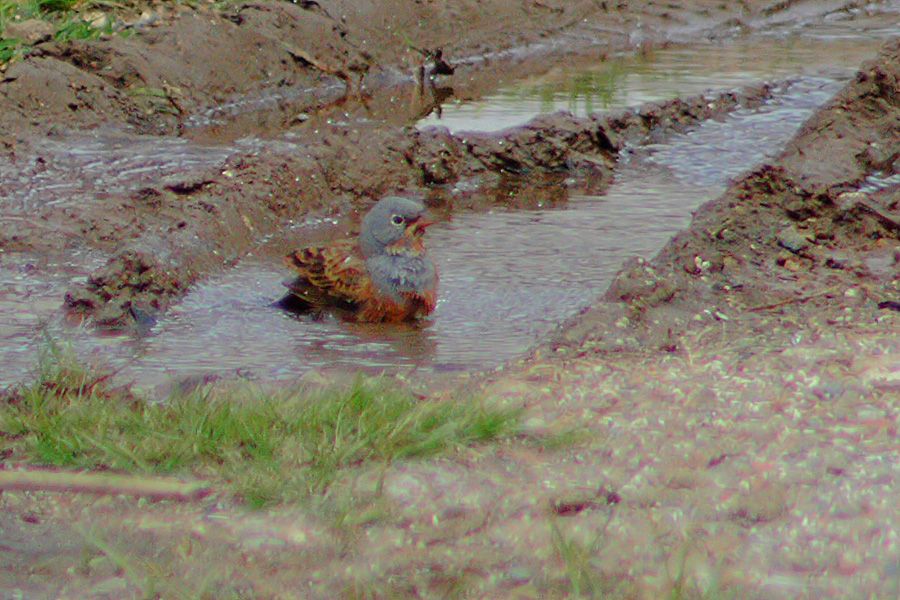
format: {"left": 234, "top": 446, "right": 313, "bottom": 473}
{"left": 747, "top": 286, "right": 841, "bottom": 312}
{"left": 0, "top": 469, "right": 212, "bottom": 501}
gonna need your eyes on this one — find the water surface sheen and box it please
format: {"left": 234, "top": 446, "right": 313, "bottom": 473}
{"left": 418, "top": 25, "right": 892, "bottom": 133}
{"left": 2, "top": 23, "right": 895, "bottom": 386}
{"left": 0, "top": 134, "right": 302, "bottom": 211}
{"left": 117, "top": 77, "right": 844, "bottom": 384}
{"left": 0, "top": 252, "right": 107, "bottom": 383}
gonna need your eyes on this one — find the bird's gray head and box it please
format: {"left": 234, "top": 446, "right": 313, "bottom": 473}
{"left": 359, "top": 196, "right": 432, "bottom": 258}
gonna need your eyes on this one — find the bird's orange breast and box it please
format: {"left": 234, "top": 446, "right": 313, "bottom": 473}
{"left": 353, "top": 284, "right": 436, "bottom": 323}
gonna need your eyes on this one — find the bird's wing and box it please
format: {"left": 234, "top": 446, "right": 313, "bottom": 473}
{"left": 283, "top": 240, "right": 369, "bottom": 306}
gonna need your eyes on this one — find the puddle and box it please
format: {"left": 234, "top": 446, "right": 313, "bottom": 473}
{"left": 0, "top": 22, "right": 891, "bottom": 212}
{"left": 0, "top": 132, "right": 306, "bottom": 211}
{"left": 417, "top": 25, "right": 894, "bottom": 133}
{"left": 0, "top": 251, "right": 107, "bottom": 385}
{"left": 1, "top": 18, "right": 897, "bottom": 386}
{"left": 859, "top": 172, "right": 900, "bottom": 193}
{"left": 67, "top": 76, "right": 844, "bottom": 387}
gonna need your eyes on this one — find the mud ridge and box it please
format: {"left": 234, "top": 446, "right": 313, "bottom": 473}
{"left": 60, "top": 82, "right": 777, "bottom": 328}
{"left": 548, "top": 38, "right": 900, "bottom": 358}
{"left": 0, "top": 0, "right": 869, "bottom": 140}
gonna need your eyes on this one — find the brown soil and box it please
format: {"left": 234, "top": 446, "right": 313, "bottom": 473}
{"left": 0, "top": 0, "right": 820, "bottom": 136}
{"left": 0, "top": 0, "right": 863, "bottom": 326}
{"left": 1, "top": 0, "right": 898, "bottom": 598}
{"left": 54, "top": 82, "right": 778, "bottom": 327}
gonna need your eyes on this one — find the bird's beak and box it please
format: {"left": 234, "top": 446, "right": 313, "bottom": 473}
{"left": 408, "top": 216, "right": 435, "bottom": 236}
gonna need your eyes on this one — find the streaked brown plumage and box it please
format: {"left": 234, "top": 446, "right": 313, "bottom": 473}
{"left": 282, "top": 197, "right": 438, "bottom": 323}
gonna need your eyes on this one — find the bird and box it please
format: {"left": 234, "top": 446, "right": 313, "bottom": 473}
{"left": 282, "top": 196, "right": 438, "bottom": 323}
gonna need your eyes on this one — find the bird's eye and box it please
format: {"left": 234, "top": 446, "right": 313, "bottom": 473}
{"left": 391, "top": 215, "right": 404, "bottom": 226}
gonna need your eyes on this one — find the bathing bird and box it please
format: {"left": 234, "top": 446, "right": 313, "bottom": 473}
{"left": 282, "top": 196, "right": 438, "bottom": 322}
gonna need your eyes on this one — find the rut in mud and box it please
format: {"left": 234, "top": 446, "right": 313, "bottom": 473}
{"left": 2, "top": 0, "right": 898, "bottom": 386}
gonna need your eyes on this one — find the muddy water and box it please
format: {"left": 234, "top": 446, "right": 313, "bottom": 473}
{"left": 101, "top": 76, "right": 845, "bottom": 387}
{"left": 418, "top": 24, "right": 896, "bottom": 133}
{"left": 0, "top": 132, "right": 300, "bottom": 210}
{"left": 0, "top": 251, "right": 108, "bottom": 383}
{"left": 1, "top": 25, "right": 895, "bottom": 387}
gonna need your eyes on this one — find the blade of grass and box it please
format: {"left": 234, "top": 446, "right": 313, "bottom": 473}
{"left": 2, "top": 346, "right": 523, "bottom": 507}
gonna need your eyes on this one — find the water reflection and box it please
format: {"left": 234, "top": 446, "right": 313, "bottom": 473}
{"left": 86, "top": 75, "right": 836, "bottom": 385}
{"left": 0, "top": 132, "right": 264, "bottom": 211}
{"left": 417, "top": 31, "right": 893, "bottom": 133}
{"left": 0, "top": 252, "right": 107, "bottom": 386}
{"left": 118, "top": 259, "right": 440, "bottom": 383}
{"left": 2, "top": 22, "right": 896, "bottom": 386}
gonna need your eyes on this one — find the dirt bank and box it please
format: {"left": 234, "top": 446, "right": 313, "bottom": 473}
{"left": 548, "top": 38, "right": 900, "bottom": 357}
{"left": 0, "top": 0, "right": 846, "bottom": 138}
{"left": 56, "top": 82, "right": 774, "bottom": 327}
{"left": 0, "top": 0, "right": 881, "bottom": 330}
{"left": 474, "top": 37, "right": 898, "bottom": 597}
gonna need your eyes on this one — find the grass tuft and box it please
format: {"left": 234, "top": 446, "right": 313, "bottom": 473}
{"left": 0, "top": 0, "right": 126, "bottom": 68}
{"left": 1, "top": 345, "right": 520, "bottom": 507}
{"left": 549, "top": 519, "right": 610, "bottom": 598}
{"left": 0, "top": 35, "right": 26, "bottom": 64}
{"left": 54, "top": 15, "right": 114, "bottom": 41}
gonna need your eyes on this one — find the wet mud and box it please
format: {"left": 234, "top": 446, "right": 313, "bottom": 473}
{"left": 549, "top": 39, "right": 900, "bottom": 357}
{"left": 0, "top": 0, "right": 854, "bottom": 139}
{"left": 34, "top": 76, "right": 846, "bottom": 388}
{"left": 1, "top": 0, "right": 899, "bottom": 597}
{"left": 4, "top": 80, "right": 776, "bottom": 332}
{"left": 0, "top": 0, "right": 892, "bottom": 345}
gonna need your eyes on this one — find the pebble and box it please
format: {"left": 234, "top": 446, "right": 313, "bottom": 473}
{"left": 776, "top": 225, "right": 812, "bottom": 254}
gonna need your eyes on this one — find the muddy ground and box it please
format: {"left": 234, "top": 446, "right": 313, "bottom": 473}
{"left": 0, "top": 0, "right": 888, "bottom": 326}
{"left": 1, "top": 0, "right": 899, "bottom": 598}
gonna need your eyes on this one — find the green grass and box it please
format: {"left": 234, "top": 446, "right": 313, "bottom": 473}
{"left": 76, "top": 526, "right": 253, "bottom": 599}
{"left": 0, "top": 0, "right": 126, "bottom": 67}
{"left": 549, "top": 518, "right": 619, "bottom": 598}
{"left": 547, "top": 519, "right": 735, "bottom": 599}
{"left": 0, "top": 35, "right": 28, "bottom": 62}
{"left": 0, "top": 345, "right": 521, "bottom": 507}
{"left": 10, "top": 0, "right": 79, "bottom": 16}
{"left": 53, "top": 15, "right": 115, "bottom": 41}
